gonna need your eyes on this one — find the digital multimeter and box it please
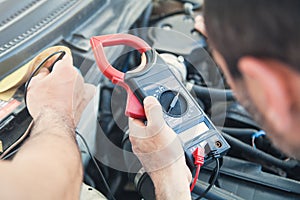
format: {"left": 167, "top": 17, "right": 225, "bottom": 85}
{"left": 90, "top": 34, "right": 230, "bottom": 169}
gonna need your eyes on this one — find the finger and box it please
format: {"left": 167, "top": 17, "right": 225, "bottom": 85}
{"left": 128, "top": 117, "right": 146, "bottom": 138}
{"left": 27, "top": 68, "right": 49, "bottom": 88}
{"left": 73, "top": 84, "right": 97, "bottom": 125}
{"left": 84, "top": 84, "right": 96, "bottom": 102}
{"left": 143, "top": 96, "right": 165, "bottom": 133}
{"left": 34, "top": 67, "right": 50, "bottom": 79}
{"left": 51, "top": 53, "right": 74, "bottom": 73}
{"left": 128, "top": 134, "right": 140, "bottom": 154}
{"left": 31, "top": 46, "right": 72, "bottom": 69}
{"left": 194, "top": 15, "right": 207, "bottom": 37}
{"left": 71, "top": 72, "right": 86, "bottom": 103}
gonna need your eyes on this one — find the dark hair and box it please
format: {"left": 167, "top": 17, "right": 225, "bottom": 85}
{"left": 204, "top": 0, "right": 300, "bottom": 78}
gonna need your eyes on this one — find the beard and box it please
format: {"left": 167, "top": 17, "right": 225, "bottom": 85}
{"left": 236, "top": 86, "right": 300, "bottom": 160}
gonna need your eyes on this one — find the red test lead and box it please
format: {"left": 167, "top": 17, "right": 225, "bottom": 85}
{"left": 190, "top": 147, "right": 205, "bottom": 191}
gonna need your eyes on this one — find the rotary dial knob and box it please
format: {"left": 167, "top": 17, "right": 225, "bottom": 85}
{"left": 159, "top": 90, "right": 188, "bottom": 117}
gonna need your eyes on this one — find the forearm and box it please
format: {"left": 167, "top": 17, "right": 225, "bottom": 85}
{"left": 150, "top": 159, "right": 192, "bottom": 200}
{"left": 3, "top": 110, "right": 83, "bottom": 200}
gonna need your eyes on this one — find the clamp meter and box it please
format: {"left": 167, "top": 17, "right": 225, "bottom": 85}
{"left": 90, "top": 34, "right": 229, "bottom": 169}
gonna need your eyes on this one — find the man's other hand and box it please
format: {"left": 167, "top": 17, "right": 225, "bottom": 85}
{"left": 129, "top": 96, "right": 191, "bottom": 200}
{"left": 26, "top": 53, "right": 95, "bottom": 128}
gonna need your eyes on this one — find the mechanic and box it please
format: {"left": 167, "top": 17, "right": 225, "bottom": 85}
{"left": 129, "top": 0, "right": 300, "bottom": 199}
{"left": 0, "top": 53, "right": 95, "bottom": 199}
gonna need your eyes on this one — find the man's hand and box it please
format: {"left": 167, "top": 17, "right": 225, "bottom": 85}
{"left": 129, "top": 96, "right": 192, "bottom": 200}
{"left": 194, "top": 15, "right": 207, "bottom": 37}
{"left": 0, "top": 51, "right": 96, "bottom": 200}
{"left": 26, "top": 53, "right": 95, "bottom": 128}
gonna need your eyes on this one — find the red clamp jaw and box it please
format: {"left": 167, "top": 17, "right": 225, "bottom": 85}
{"left": 90, "top": 34, "right": 152, "bottom": 119}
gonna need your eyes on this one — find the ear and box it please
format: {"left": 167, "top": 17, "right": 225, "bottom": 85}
{"left": 238, "top": 57, "right": 292, "bottom": 133}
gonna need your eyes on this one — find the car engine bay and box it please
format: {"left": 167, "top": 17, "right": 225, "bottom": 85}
{"left": 0, "top": 0, "right": 299, "bottom": 199}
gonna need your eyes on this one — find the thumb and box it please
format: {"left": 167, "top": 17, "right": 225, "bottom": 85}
{"left": 144, "top": 96, "right": 166, "bottom": 134}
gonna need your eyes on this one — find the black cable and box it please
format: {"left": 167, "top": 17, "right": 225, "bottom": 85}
{"left": 76, "top": 131, "right": 116, "bottom": 200}
{"left": 24, "top": 51, "right": 66, "bottom": 105}
{"left": 220, "top": 127, "right": 258, "bottom": 138}
{"left": 222, "top": 132, "right": 299, "bottom": 170}
{"left": 195, "top": 157, "right": 220, "bottom": 200}
{"left": 191, "top": 84, "right": 235, "bottom": 102}
{"left": 1, "top": 147, "right": 21, "bottom": 160}
{"left": 213, "top": 157, "right": 223, "bottom": 188}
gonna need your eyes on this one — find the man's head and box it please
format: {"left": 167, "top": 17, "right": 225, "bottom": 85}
{"left": 203, "top": 0, "right": 300, "bottom": 159}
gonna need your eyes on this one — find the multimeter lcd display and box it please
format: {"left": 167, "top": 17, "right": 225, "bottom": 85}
{"left": 179, "top": 122, "right": 209, "bottom": 144}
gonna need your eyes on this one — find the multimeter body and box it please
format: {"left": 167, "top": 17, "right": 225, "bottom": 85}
{"left": 124, "top": 50, "right": 229, "bottom": 168}
{"left": 90, "top": 34, "right": 230, "bottom": 169}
